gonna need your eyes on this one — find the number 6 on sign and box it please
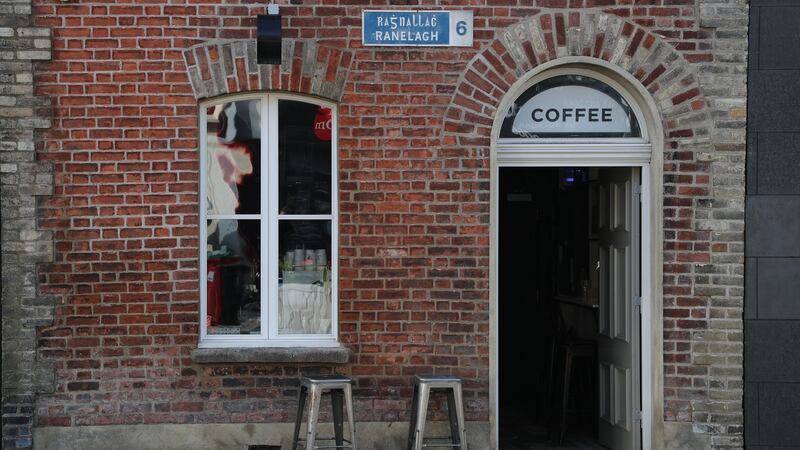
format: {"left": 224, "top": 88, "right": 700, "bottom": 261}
{"left": 450, "top": 11, "right": 473, "bottom": 46}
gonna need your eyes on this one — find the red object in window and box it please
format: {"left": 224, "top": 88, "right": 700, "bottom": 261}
{"left": 206, "top": 259, "right": 223, "bottom": 325}
{"left": 313, "top": 107, "right": 332, "bottom": 141}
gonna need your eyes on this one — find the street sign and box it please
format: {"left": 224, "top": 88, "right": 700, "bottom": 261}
{"left": 362, "top": 10, "right": 473, "bottom": 47}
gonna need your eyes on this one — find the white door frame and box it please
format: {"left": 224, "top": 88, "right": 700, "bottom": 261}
{"left": 488, "top": 58, "right": 665, "bottom": 450}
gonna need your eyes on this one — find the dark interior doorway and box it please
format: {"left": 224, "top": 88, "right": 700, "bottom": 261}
{"left": 499, "top": 167, "right": 606, "bottom": 449}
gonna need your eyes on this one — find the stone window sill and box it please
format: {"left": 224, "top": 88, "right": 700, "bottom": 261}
{"left": 191, "top": 346, "right": 352, "bottom": 364}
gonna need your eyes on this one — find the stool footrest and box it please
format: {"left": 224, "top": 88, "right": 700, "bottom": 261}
{"left": 294, "top": 438, "right": 354, "bottom": 449}
{"left": 422, "top": 436, "right": 461, "bottom": 447}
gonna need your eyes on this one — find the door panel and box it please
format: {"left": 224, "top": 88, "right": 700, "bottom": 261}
{"left": 613, "top": 246, "right": 630, "bottom": 342}
{"left": 599, "top": 245, "right": 611, "bottom": 337}
{"left": 596, "top": 167, "right": 641, "bottom": 450}
{"left": 613, "top": 366, "right": 630, "bottom": 430}
{"left": 600, "top": 362, "right": 612, "bottom": 422}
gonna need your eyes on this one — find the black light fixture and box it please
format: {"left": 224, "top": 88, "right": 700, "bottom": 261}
{"left": 257, "top": 4, "right": 281, "bottom": 65}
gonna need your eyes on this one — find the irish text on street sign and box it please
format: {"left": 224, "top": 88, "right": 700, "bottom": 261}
{"left": 362, "top": 10, "right": 473, "bottom": 47}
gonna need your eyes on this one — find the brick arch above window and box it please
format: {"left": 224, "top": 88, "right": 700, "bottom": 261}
{"left": 183, "top": 39, "right": 354, "bottom": 101}
{"left": 441, "top": 10, "right": 713, "bottom": 148}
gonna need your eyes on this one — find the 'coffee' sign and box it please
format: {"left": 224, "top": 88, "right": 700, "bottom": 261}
{"left": 362, "top": 10, "right": 473, "bottom": 47}
{"left": 511, "top": 85, "right": 633, "bottom": 136}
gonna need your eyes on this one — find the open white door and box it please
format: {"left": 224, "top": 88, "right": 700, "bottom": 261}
{"left": 596, "top": 167, "right": 641, "bottom": 450}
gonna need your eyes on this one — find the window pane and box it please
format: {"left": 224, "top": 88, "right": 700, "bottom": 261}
{"left": 206, "top": 219, "right": 261, "bottom": 335}
{"left": 278, "top": 100, "right": 332, "bottom": 215}
{"left": 278, "top": 220, "right": 332, "bottom": 335}
{"left": 206, "top": 99, "right": 261, "bottom": 215}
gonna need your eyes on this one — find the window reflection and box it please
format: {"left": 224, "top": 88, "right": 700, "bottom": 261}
{"left": 206, "top": 100, "right": 261, "bottom": 215}
{"left": 206, "top": 219, "right": 260, "bottom": 335}
{"left": 278, "top": 100, "right": 332, "bottom": 215}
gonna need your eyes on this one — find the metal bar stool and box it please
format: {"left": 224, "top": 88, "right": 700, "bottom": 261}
{"left": 292, "top": 375, "right": 356, "bottom": 450}
{"left": 547, "top": 300, "right": 598, "bottom": 444}
{"left": 406, "top": 375, "right": 468, "bottom": 450}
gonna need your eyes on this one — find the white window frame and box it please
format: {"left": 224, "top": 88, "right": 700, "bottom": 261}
{"left": 198, "top": 92, "right": 339, "bottom": 348}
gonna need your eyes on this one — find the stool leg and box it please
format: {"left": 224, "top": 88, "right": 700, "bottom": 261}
{"left": 344, "top": 383, "right": 357, "bottom": 450}
{"left": 332, "top": 389, "right": 344, "bottom": 447}
{"left": 560, "top": 350, "right": 573, "bottom": 445}
{"left": 292, "top": 385, "right": 308, "bottom": 449}
{"left": 412, "top": 384, "right": 430, "bottom": 450}
{"left": 452, "top": 384, "right": 468, "bottom": 450}
{"left": 306, "top": 385, "right": 323, "bottom": 450}
{"left": 547, "top": 340, "right": 557, "bottom": 424}
{"left": 550, "top": 348, "right": 566, "bottom": 440}
{"left": 446, "top": 390, "right": 460, "bottom": 446}
{"left": 406, "top": 383, "right": 420, "bottom": 450}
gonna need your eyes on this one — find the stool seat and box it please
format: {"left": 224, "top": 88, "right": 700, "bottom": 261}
{"left": 414, "top": 374, "right": 461, "bottom": 383}
{"left": 292, "top": 375, "right": 356, "bottom": 450}
{"left": 413, "top": 375, "right": 465, "bottom": 391}
{"left": 301, "top": 375, "right": 353, "bottom": 385}
{"left": 407, "top": 375, "right": 468, "bottom": 450}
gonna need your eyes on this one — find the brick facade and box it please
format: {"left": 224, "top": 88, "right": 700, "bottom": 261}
{"left": 2, "top": 0, "right": 748, "bottom": 448}
{"left": 0, "top": 0, "right": 55, "bottom": 446}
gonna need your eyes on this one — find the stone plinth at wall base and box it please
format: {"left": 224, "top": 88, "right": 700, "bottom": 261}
{"left": 34, "top": 422, "right": 491, "bottom": 450}
{"left": 664, "top": 422, "right": 711, "bottom": 450}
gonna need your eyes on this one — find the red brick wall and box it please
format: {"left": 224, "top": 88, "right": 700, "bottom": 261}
{"left": 32, "top": 0, "right": 735, "bottom": 430}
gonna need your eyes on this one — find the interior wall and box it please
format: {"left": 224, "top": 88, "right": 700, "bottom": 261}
{"left": 499, "top": 167, "right": 559, "bottom": 417}
{"left": 498, "top": 167, "right": 596, "bottom": 432}
{"left": 744, "top": 0, "right": 800, "bottom": 447}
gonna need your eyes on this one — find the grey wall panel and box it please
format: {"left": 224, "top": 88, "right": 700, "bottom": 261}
{"left": 748, "top": 71, "right": 800, "bottom": 132}
{"left": 745, "top": 321, "right": 800, "bottom": 383}
{"left": 757, "top": 133, "right": 800, "bottom": 194}
{"left": 747, "top": 132, "right": 758, "bottom": 195}
{"left": 745, "top": 196, "right": 800, "bottom": 256}
{"left": 748, "top": 6, "right": 759, "bottom": 71}
{"left": 755, "top": 383, "right": 800, "bottom": 445}
{"left": 757, "top": 258, "right": 800, "bottom": 319}
{"left": 750, "top": 0, "right": 800, "bottom": 6}
{"left": 759, "top": 8, "right": 800, "bottom": 70}
{"left": 745, "top": 257, "right": 757, "bottom": 319}
{"left": 745, "top": 382, "right": 760, "bottom": 444}
{"left": 747, "top": 447, "right": 800, "bottom": 450}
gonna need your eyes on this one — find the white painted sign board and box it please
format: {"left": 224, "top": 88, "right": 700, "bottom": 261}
{"left": 511, "top": 85, "right": 633, "bottom": 135}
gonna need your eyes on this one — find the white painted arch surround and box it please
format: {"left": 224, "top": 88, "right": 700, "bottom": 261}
{"left": 489, "top": 57, "right": 665, "bottom": 450}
